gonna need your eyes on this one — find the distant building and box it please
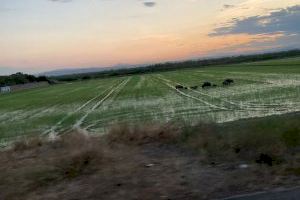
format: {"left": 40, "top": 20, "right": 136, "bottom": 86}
{"left": 0, "top": 82, "right": 49, "bottom": 94}
{"left": 0, "top": 86, "right": 11, "bottom": 93}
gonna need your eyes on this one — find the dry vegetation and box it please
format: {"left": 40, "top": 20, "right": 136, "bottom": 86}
{"left": 105, "top": 123, "right": 181, "bottom": 145}
{"left": 0, "top": 113, "right": 300, "bottom": 200}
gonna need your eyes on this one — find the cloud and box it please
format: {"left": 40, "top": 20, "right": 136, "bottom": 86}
{"left": 143, "top": 1, "right": 156, "bottom": 7}
{"left": 223, "top": 4, "right": 235, "bottom": 9}
{"left": 211, "top": 5, "right": 300, "bottom": 36}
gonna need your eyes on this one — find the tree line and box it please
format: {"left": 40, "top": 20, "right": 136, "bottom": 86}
{"left": 54, "top": 49, "right": 300, "bottom": 82}
{"left": 0, "top": 72, "right": 51, "bottom": 87}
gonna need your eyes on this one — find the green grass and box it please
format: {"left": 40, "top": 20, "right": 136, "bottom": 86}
{"left": 0, "top": 57, "right": 300, "bottom": 143}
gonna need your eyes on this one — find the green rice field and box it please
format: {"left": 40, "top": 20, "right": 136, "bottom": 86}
{"left": 1, "top": 57, "right": 300, "bottom": 144}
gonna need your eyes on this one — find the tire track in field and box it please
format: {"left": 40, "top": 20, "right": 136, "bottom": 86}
{"left": 0, "top": 84, "right": 106, "bottom": 125}
{"left": 85, "top": 107, "right": 217, "bottom": 131}
{"left": 157, "top": 74, "right": 241, "bottom": 109}
{"left": 188, "top": 89, "right": 273, "bottom": 111}
{"left": 171, "top": 72, "right": 250, "bottom": 109}
{"left": 82, "top": 77, "right": 132, "bottom": 131}
{"left": 79, "top": 77, "right": 131, "bottom": 130}
{"left": 156, "top": 74, "right": 280, "bottom": 112}
{"left": 73, "top": 77, "right": 131, "bottom": 129}
{"left": 155, "top": 75, "right": 227, "bottom": 110}
{"left": 84, "top": 74, "right": 213, "bottom": 131}
{"left": 216, "top": 71, "right": 300, "bottom": 110}
{"left": 241, "top": 102, "right": 300, "bottom": 108}
{"left": 43, "top": 80, "right": 120, "bottom": 136}
{"left": 85, "top": 104, "right": 211, "bottom": 129}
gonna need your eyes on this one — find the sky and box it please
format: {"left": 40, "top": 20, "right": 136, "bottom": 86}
{"left": 0, "top": 0, "right": 300, "bottom": 75}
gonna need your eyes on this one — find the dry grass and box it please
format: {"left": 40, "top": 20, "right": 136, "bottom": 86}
{"left": 13, "top": 136, "right": 44, "bottom": 151}
{"left": 181, "top": 122, "right": 298, "bottom": 166}
{"left": 105, "top": 122, "right": 181, "bottom": 145}
{"left": 0, "top": 114, "right": 299, "bottom": 199}
{"left": 0, "top": 131, "right": 108, "bottom": 200}
{"left": 52, "top": 131, "right": 105, "bottom": 179}
{"left": 104, "top": 119, "right": 300, "bottom": 167}
{"left": 182, "top": 123, "right": 234, "bottom": 163}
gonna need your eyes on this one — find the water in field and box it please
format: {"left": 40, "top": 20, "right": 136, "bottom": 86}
{"left": 1, "top": 57, "right": 300, "bottom": 142}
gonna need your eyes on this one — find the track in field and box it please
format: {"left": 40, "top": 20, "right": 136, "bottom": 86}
{"left": 82, "top": 78, "right": 133, "bottom": 131}
{"left": 156, "top": 74, "right": 299, "bottom": 112}
{"left": 0, "top": 80, "right": 123, "bottom": 147}
{"left": 85, "top": 107, "right": 222, "bottom": 132}
{"left": 155, "top": 75, "right": 229, "bottom": 110}
{"left": 0, "top": 83, "right": 109, "bottom": 125}
{"left": 86, "top": 74, "right": 298, "bottom": 132}
{"left": 43, "top": 78, "right": 129, "bottom": 136}
{"left": 75, "top": 77, "right": 131, "bottom": 129}
{"left": 156, "top": 74, "right": 252, "bottom": 109}
{"left": 84, "top": 76, "right": 216, "bottom": 132}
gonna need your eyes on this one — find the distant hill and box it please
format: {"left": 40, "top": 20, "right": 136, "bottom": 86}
{"left": 39, "top": 68, "right": 107, "bottom": 77}
{"left": 41, "top": 50, "right": 300, "bottom": 79}
{"left": 39, "top": 64, "right": 133, "bottom": 77}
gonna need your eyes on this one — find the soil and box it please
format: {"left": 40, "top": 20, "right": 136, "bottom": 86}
{"left": 1, "top": 140, "right": 299, "bottom": 200}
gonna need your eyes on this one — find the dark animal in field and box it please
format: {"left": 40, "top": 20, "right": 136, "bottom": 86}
{"left": 184, "top": 87, "right": 188, "bottom": 89}
{"left": 256, "top": 153, "right": 273, "bottom": 166}
{"left": 212, "top": 84, "right": 217, "bottom": 87}
{"left": 190, "top": 86, "right": 198, "bottom": 90}
{"left": 223, "top": 79, "right": 234, "bottom": 86}
{"left": 202, "top": 82, "right": 212, "bottom": 88}
{"left": 175, "top": 85, "right": 184, "bottom": 89}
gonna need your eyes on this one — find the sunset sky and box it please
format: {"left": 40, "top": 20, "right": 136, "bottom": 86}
{"left": 1, "top": 0, "right": 300, "bottom": 74}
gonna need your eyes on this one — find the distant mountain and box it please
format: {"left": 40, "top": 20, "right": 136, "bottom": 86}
{"left": 39, "top": 68, "right": 107, "bottom": 77}
{"left": 39, "top": 64, "right": 133, "bottom": 77}
{"left": 39, "top": 48, "right": 300, "bottom": 78}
